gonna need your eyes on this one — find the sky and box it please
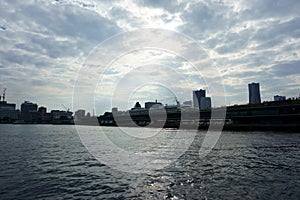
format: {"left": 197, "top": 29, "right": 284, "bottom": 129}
{"left": 0, "top": 0, "right": 299, "bottom": 114}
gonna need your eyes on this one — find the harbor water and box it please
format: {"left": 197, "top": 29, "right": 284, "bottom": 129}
{"left": 0, "top": 124, "right": 300, "bottom": 199}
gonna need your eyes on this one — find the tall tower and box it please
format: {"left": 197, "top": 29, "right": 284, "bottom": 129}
{"left": 193, "top": 89, "right": 206, "bottom": 108}
{"left": 248, "top": 83, "right": 261, "bottom": 104}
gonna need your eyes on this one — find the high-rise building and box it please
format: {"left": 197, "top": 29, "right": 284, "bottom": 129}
{"left": 248, "top": 83, "right": 261, "bottom": 104}
{"left": 193, "top": 89, "right": 206, "bottom": 108}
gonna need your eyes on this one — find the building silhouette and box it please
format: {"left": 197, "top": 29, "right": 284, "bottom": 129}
{"left": 274, "top": 95, "right": 286, "bottom": 101}
{"left": 133, "top": 102, "right": 141, "bottom": 109}
{"left": 38, "top": 106, "right": 47, "bottom": 114}
{"left": 248, "top": 83, "right": 261, "bottom": 104}
{"left": 0, "top": 101, "right": 20, "bottom": 122}
{"left": 21, "top": 101, "right": 38, "bottom": 122}
{"left": 38, "top": 106, "right": 51, "bottom": 123}
{"left": 193, "top": 89, "right": 212, "bottom": 110}
{"left": 145, "top": 100, "right": 163, "bottom": 109}
{"left": 200, "top": 97, "right": 212, "bottom": 110}
{"left": 193, "top": 89, "right": 206, "bottom": 108}
{"left": 51, "top": 110, "right": 73, "bottom": 124}
{"left": 75, "top": 109, "right": 85, "bottom": 120}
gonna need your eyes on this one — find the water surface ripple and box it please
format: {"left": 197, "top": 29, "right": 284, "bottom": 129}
{"left": 0, "top": 125, "right": 299, "bottom": 199}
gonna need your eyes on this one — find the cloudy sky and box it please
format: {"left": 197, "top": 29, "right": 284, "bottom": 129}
{"left": 0, "top": 0, "right": 299, "bottom": 114}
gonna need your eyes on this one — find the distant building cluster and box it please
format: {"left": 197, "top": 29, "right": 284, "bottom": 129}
{"left": 0, "top": 81, "right": 298, "bottom": 125}
{"left": 74, "top": 109, "right": 93, "bottom": 120}
{"left": 0, "top": 100, "right": 73, "bottom": 124}
{"left": 73, "top": 109, "right": 98, "bottom": 125}
{"left": 129, "top": 100, "right": 164, "bottom": 111}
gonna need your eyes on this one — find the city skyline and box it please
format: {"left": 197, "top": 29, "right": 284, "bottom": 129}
{"left": 1, "top": 82, "right": 297, "bottom": 115}
{"left": 0, "top": 1, "right": 299, "bottom": 114}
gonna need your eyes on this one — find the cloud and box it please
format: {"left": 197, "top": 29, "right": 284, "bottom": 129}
{"left": 0, "top": 0, "right": 121, "bottom": 111}
{"left": 0, "top": 25, "right": 6, "bottom": 31}
{"left": 0, "top": 0, "right": 299, "bottom": 113}
{"left": 270, "top": 60, "right": 300, "bottom": 77}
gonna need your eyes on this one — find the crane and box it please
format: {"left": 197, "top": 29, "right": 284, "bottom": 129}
{"left": 159, "top": 96, "right": 180, "bottom": 107}
{"left": 61, "top": 104, "right": 70, "bottom": 112}
{"left": 175, "top": 97, "right": 180, "bottom": 107}
{"left": 0, "top": 88, "right": 6, "bottom": 101}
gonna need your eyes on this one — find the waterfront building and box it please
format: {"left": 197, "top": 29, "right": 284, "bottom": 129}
{"left": 20, "top": 101, "right": 38, "bottom": 123}
{"left": 0, "top": 101, "right": 20, "bottom": 122}
{"left": 0, "top": 101, "right": 16, "bottom": 110}
{"left": 74, "top": 109, "right": 85, "bottom": 120}
{"left": 38, "top": 106, "right": 52, "bottom": 123}
{"left": 193, "top": 89, "right": 206, "bottom": 108}
{"left": 51, "top": 110, "right": 73, "bottom": 124}
{"left": 248, "top": 83, "right": 261, "bottom": 104}
{"left": 274, "top": 95, "right": 286, "bottom": 101}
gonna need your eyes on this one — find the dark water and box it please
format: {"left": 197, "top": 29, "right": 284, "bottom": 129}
{"left": 0, "top": 124, "right": 299, "bottom": 199}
